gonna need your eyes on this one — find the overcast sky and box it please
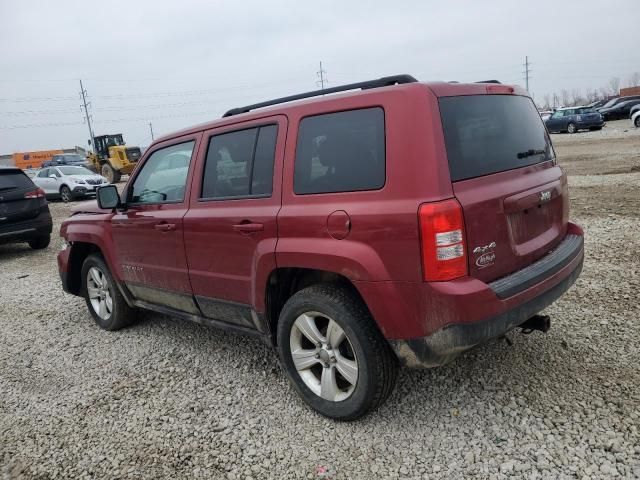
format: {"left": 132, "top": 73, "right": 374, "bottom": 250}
{"left": 1, "top": 0, "right": 638, "bottom": 153}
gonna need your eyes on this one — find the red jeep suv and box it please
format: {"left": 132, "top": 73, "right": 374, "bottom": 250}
{"left": 58, "top": 75, "right": 584, "bottom": 420}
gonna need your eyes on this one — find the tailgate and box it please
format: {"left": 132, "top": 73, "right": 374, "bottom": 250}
{"left": 439, "top": 94, "right": 568, "bottom": 283}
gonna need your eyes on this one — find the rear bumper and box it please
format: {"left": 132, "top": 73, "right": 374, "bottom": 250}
{"left": 356, "top": 223, "right": 584, "bottom": 368}
{"left": 389, "top": 256, "right": 582, "bottom": 367}
{"left": 0, "top": 210, "right": 53, "bottom": 245}
{"left": 577, "top": 119, "right": 604, "bottom": 129}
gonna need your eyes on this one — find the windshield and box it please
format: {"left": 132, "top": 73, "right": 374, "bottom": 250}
{"left": 62, "top": 154, "right": 84, "bottom": 162}
{"left": 58, "top": 166, "right": 94, "bottom": 176}
{"left": 439, "top": 95, "right": 554, "bottom": 182}
{"left": 600, "top": 98, "right": 618, "bottom": 109}
{"left": 105, "top": 135, "right": 124, "bottom": 147}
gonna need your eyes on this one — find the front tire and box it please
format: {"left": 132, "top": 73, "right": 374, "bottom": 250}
{"left": 635, "top": 117, "right": 640, "bottom": 128}
{"left": 101, "top": 164, "right": 121, "bottom": 184}
{"left": 60, "top": 185, "right": 72, "bottom": 203}
{"left": 81, "top": 254, "right": 135, "bottom": 330}
{"left": 277, "top": 284, "right": 398, "bottom": 420}
{"left": 28, "top": 235, "right": 50, "bottom": 250}
{"left": 567, "top": 122, "right": 577, "bottom": 134}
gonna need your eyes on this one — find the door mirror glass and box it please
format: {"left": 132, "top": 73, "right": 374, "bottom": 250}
{"left": 97, "top": 185, "right": 121, "bottom": 209}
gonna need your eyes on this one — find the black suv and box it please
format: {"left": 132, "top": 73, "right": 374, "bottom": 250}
{"left": 0, "top": 167, "right": 53, "bottom": 250}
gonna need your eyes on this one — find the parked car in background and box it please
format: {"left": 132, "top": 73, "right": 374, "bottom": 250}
{"left": 58, "top": 75, "right": 584, "bottom": 420}
{"left": 544, "top": 106, "right": 604, "bottom": 133}
{"left": 628, "top": 103, "right": 640, "bottom": 119}
{"left": 539, "top": 110, "right": 554, "bottom": 121}
{"left": 586, "top": 99, "right": 609, "bottom": 109}
{"left": 33, "top": 166, "right": 109, "bottom": 202}
{"left": 632, "top": 110, "right": 640, "bottom": 128}
{"left": 42, "top": 153, "right": 91, "bottom": 169}
{"left": 598, "top": 99, "right": 640, "bottom": 121}
{"left": 0, "top": 167, "right": 52, "bottom": 249}
{"left": 597, "top": 95, "right": 640, "bottom": 112}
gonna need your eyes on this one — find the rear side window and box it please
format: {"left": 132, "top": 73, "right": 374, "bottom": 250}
{"left": 439, "top": 95, "right": 554, "bottom": 182}
{"left": 294, "top": 107, "right": 385, "bottom": 194}
{"left": 0, "top": 171, "right": 34, "bottom": 191}
{"left": 201, "top": 124, "right": 277, "bottom": 199}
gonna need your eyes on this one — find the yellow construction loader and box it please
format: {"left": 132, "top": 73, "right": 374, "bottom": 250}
{"left": 87, "top": 134, "right": 142, "bottom": 183}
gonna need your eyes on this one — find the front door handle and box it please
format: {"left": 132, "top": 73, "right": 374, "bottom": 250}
{"left": 154, "top": 223, "right": 177, "bottom": 232}
{"left": 232, "top": 222, "right": 264, "bottom": 233}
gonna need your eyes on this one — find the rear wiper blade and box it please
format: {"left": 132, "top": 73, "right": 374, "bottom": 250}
{"left": 517, "top": 149, "right": 546, "bottom": 159}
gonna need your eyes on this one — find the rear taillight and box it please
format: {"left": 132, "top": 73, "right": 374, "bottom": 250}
{"left": 419, "top": 199, "right": 468, "bottom": 281}
{"left": 24, "top": 188, "right": 45, "bottom": 199}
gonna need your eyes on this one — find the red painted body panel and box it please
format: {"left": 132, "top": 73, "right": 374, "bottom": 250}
{"left": 183, "top": 115, "right": 288, "bottom": 311}
{"left": 355, "top": 222, "right": 583, "bottom": 339}
{"left": 110, "top": 133, "right": 202, "bottom": 294}
{"left": 57, "top": 79, "right": 583, "bottom": 348}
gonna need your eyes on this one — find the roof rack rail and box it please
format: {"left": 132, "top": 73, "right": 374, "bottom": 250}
{"left": 475, "top": 79, "right": 502, "bottom": 84}
{"left": 222, "top": 74, "right": 418, "bottom": 117}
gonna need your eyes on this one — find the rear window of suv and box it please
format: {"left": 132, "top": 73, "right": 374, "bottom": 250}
{"left": 294, "top": 107, "right": 385, "bottom": 194}
{"left": 0, "top": 170, "right": 34, "bottom": 191}
{"left": 439, "top": 95, "right": 554, "bottom": 182}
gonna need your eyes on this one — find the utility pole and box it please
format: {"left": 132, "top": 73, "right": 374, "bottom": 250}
{"left": 149, "top": 122, "right": 155, "bottom": 141}
{"left": 316, "top": 61, "right": 327, "bottom": 89}
{"left": 523, "top": 56, "right": 532, "bottom": 92}
{"left": 79, "top": 80, "right": 95, "bottom": 153}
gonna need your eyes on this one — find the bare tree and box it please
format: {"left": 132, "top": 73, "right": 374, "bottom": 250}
{"left": 608, "top": 77, "right": 621, "bottom": 96}
{"left": 560, "top": 89, "right": 570, "bottom": 107}
{"left": 627, "top": 72, "right": 640, "bottom": 87}
{"left": 552, "top": 93, "right": 559, "bottom": 108}
{"left": 570, "top": 88, "right": 583, "bottom": 106}
{"left": 599, "top": 87, "right": 610, "bottom": 99}
{"left": 543, "top": 94, "right": 551, "bottom": 109}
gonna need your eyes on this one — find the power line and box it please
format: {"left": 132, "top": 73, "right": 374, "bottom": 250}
{"left": 79, "top": 80, "right": 95, "bottom": 153}
{"left": 523, "top": 56, "right": 532, "bottom": 92}
{"left": 316, "top": 61, "right": 328, "bottom": 89}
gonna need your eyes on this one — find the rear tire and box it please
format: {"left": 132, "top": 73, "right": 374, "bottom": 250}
{"left": 635, "top": 117, "right": 640, "bottom": 128}
{"left": 60, "top": 185, "right": 72, "bottom": 203}
{"left": 101, "top": 164, "right": 121, "bottom": 184}
{"left": 567, "top": 123, "right": 577, "bottom": 134}
{"left": 277, "top": 284, "right": 398, "bottom": 420}
{"left": 81, "top": 254, "right": 135, "bottom": 330}
{"left": 28, "top": 235, "right": 50, "bottom": 250}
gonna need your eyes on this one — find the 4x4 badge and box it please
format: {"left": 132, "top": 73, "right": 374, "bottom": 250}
{"left": 473, "top": 242, "right": 496, "bottom": 254}
{"left": 539, "top": 190, "right": 552, "bottom": 203}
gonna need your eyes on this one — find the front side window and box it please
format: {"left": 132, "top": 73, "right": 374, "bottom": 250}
{"left": 37, "top": 169, "right": 49, "bottom": 178}
{"left": 201, "top": 124, "right": 277, "bottom": 199}
{"left": 294, "top": 108, "right": 385, "bottom": 194}
{"left": 130, "top": 141, "right": 195, "bottom": 204}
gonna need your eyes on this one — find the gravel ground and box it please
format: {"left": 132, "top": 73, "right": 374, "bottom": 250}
{"left": 1, "top": 122, "right": 639, "bottom": 479}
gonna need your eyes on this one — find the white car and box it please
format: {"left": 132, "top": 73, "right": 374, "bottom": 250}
{"left": 632, "top": 110, "right": 640, "bottom": 128}
{"left": 33, "top": 165, "right": 110, "bottom": 202}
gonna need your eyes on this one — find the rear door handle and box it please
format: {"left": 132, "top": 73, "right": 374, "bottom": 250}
{"left": 232, "top": 222, "right": 264, "bottom": 233}
{"left": 154, "top": 223, "right": 177, "bottom": 232}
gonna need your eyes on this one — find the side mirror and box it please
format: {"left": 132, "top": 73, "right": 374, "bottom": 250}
{"left": 88, "top": 139, "right": 92, "bottom": 146}
{"left": 49, "top": 174, "right": 57, "bottom": 179}
{"left": 97, "top": 185, "right": 121, "bottom": 210}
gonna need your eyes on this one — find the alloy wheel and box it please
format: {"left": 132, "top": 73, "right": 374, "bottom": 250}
{"left": 86, "top": 267, "right": 113, "bottom": 320}
{"left": 289, "top": 311, "right": 358, "bottom": 402}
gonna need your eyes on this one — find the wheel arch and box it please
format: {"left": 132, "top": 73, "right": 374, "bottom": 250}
{"left": 263, "top": 267, "right": 375, "bottom": 346}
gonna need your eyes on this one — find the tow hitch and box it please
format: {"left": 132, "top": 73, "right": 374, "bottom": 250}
{"left": 520, "top": 314, "right": 551, "bottom": 334}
